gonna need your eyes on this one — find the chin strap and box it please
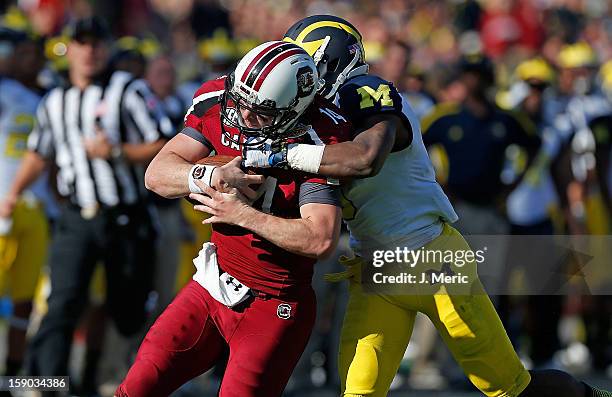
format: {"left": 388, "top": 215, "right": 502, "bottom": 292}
{"left": 323, "top": 47, "right": 369, "bottom": 99}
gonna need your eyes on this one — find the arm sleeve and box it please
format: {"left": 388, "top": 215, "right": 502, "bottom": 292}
{"left": 183, "top": 86, "right": 224, "bottom": 145}
{"left": 27, "top": 99, "right": 54, "bottom": 159}
{"left": 180, "top": 127, "right": 214, "bottom": 151}
{"left": 122, "top": 81, "right": 171, "bottom": 142}
{"left": 298, "top": 181, "right": 341, "bottom": 207}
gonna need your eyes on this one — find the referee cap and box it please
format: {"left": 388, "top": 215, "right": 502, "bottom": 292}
{"left": 68, "top": 16, "right": 111, "bottom": 42}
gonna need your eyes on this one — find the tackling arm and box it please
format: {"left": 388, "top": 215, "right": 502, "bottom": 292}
{"left": 318, "top": 114, "right": 409, "bottom": 178}
{"left": 244, "top": 113, "right": 411, "bottom": 179}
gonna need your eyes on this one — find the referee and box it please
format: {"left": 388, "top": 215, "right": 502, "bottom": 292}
{"left": 0, "top": 17, "right": 170, "bottom": 386}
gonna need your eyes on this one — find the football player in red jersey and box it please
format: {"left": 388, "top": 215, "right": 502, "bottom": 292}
{"left": 115, "top": 41, "right": 351, "bottom": 397}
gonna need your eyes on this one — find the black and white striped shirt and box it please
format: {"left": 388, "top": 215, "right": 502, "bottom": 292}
{"left": 27, "top": 70, "right": 173, "bottom": 209}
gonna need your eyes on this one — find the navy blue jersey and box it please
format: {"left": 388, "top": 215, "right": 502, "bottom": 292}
{"left": 329, "top": 74, "right": 458, "bottom": 255}
{"left": 422, "top": 104, "right": 540, "bottom": 205}
{"left": 337, "top": 74, "right": 411, "bottom": 134}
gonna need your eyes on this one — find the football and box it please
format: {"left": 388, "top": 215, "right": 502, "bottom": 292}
{"left": 196, "top": 155, "right": 237, "bottom": 167}
{"left": 197, "top": 155, "right": 257, "bottom": 175}
{"left": 187, "top": 155, "right": 260, "bottom": 205}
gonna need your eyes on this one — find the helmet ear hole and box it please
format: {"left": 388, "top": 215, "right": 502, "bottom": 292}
{"left": 317, "top": 56, "right": 328, "bottom": 79}
{"left": 327, "top": 58, "right": 340, "bottom": 73}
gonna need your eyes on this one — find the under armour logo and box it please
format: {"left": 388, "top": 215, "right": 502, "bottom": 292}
{"left": 277, "top": 303, "right": 291, "bottom": 319}
{"left": 225, "top": 276, "right": 243, "bottom": 292}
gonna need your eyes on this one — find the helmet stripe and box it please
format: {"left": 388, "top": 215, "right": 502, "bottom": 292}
{"left": 240, "top": 41, "right": 285, "bottom": 83}
{"left": 295, "top": 20, "right": 362, "bottom": 44}
{"left": 244, "top": 42, "right": 297, "bottom": 88}
{"left": 253, "top": 48, "right": 305, "bottom": 91}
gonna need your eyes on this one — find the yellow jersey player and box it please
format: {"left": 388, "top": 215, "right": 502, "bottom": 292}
{"left": 0, "top": 27, "right": 49, "bottom": 378}
{"left": 242, "top": 15, "right": 611, "bottom": 397}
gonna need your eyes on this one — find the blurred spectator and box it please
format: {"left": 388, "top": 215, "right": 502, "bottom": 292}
{"left": 177, "top": 29, "right": 238, "bottom": 108}
{"left": 0, "top": 27, "right": 49, "bottom": 385}
{"left": 423, "top": 55, "right": 539, "bottom": 220}
{"left": 372, "top": 40, "right": 435, "bottom": 119}
{"left": 142, "top": 53, "right": 187, "bottom": 314}
{"left": 109, "top": 36, "right": 148, "bottom": 78}
{"left": 421, "top": 55, "right": 540, "bottom": 296}
{"left": 503, "top": 58, "right": 559, "bottom": 235}
{"left": 553, "top": 42, "right": 610, "bottom": 234}
{"left": 500, "top": 57, "right": 566, "bottom": 368}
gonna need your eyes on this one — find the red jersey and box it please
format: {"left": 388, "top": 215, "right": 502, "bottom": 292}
{"left": 183, "top": 76, "right": 351, "bottom": 296}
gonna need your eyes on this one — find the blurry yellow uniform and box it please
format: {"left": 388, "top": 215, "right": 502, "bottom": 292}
{"left": 334, "top": 224, "right": 530, "bottom": 397}
{"left": 0, "top": 77, "right": 50, "bottom": 303}
{"left": 0, "top": 197, "right": 48, "bottom": 302}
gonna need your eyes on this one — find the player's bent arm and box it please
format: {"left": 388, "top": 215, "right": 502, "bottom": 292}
{"left": 191, "top": 182, "right": 342, "bottom": 259}
{"left": 238, "top": 203, "right": 341, "bottom": 259}
{"left": 145, "top": 132, "right": 211, "bottom": 198}
{"left": 0, "top": 151, "right": 47, "bottom": 217}
{"left": 316, "top": 114, "right": 409, "bottom": 178}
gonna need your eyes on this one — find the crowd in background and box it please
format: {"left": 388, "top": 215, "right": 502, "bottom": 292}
{"left": 0, "top": 0, "right": 611, "bottom": 395}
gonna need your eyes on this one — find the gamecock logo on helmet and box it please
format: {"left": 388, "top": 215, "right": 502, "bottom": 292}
{"left": 296, "top": 66, "right": 315, "bottom": 98}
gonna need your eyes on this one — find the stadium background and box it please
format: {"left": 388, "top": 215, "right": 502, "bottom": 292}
{"left": 1, "top": 0, "right": 611, "bottom": 396}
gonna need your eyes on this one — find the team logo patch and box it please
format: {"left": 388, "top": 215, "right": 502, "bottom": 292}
{"left": 296, "top": 66, "right": 315, "bottom": 98}
{"left": 277, "top": 303, "right": 292, "bottom": 319}
{"left": 191, "top": 165, "right": 205, "bottom": 179}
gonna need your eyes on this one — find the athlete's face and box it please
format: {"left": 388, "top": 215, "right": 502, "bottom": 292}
{"left": 239, "top": 106, "right": 275, "bottom": 129}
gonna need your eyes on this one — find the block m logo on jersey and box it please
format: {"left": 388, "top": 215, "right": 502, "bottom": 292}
{"left": 357, "top": 84, "right": 393, "bottom": 109}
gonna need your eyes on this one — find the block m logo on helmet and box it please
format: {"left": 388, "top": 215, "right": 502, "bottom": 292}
{"left": 284, "top": 15, "right": 369, "bottom": 99}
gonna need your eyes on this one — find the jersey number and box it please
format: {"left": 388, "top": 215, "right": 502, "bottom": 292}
{"left": 319, "top": 107, "right": 347, "bottom": 125}
{"left": 357, "top": 84, "right": 393, "bottom": 109}
{"left": 4, "top": 114, "right": 34, "bottom": 158}
{"left": 4, "top": 133, "right": 28, "bottom": 158}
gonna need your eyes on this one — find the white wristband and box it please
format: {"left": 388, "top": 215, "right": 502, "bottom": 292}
{"left": 189, "top": 164, "right": 217, "bottom": 193}
{"left": 286, "top": 144, "right": 325, "bottom": 173}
